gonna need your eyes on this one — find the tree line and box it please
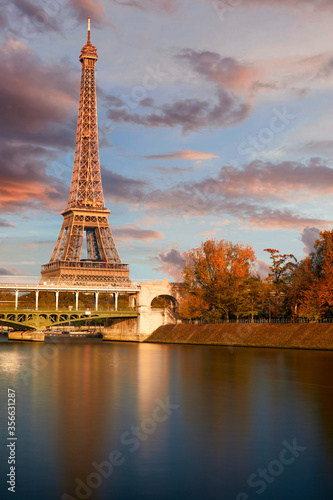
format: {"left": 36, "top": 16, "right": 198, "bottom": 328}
{"left": 179, "top": 230, "right": 333, "bottom": 322}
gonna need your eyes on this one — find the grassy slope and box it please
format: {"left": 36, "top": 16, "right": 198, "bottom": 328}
{"left": 145, "top": 323, "right": 333, "bottom": 350}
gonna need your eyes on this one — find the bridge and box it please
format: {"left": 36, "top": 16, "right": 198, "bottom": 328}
{"left": 0, "top": 308, "right": 138, "bottom": 331}
{"left": 0, "top": 279, "right": 183, "bottom": 338}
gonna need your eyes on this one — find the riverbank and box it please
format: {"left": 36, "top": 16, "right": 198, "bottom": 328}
{"left": 145, "top": 323, "right": 333, "bottom": 350}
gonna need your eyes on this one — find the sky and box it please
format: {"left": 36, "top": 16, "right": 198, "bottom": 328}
{"left": 1, "top": 0, "right": 333, "bottom": 283}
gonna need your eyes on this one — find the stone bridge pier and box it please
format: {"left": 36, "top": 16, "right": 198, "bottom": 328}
{"left": 103, "top": 278, "right": 183, "bottom": 342}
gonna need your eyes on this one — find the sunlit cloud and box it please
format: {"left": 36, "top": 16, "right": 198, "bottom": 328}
{"left": 113, "top": 224, "right": 164, "bottom": 241}
{"left": 111, "top": 0, "right": 177, "bottom": 14}
{"left": 144, "top": 150, "right": 219, "bottom": 160}
{"left": 177, "top": 49, "right": 260, "bottom": 92}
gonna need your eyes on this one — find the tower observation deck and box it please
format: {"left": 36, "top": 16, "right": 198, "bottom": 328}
{"left": 41, "top": 19, "right": 132, "bottom": 288}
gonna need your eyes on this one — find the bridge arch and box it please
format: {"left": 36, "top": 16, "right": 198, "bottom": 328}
{"left": 134, "top": 279, "right": 184, "bottom": 336}
{"left": 136, "top": 278, "right": 182, "bottom": 309}
{"left": 151, "top": 294, "right": 179, "bottom": 309}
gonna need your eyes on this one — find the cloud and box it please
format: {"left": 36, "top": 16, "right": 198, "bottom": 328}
{"left": 142, "top": 159, "right": 333, "bottom": 228}
{"left": 21, "top": 241, "right": 54, "bottom": 249}
{"left": 294, "top": 140, "right": 333, "bottom": 155}
{"left": 314, "top": 56, "right": 333, "bottom": 80}
{"left": 101, "top": 168, "right": 148, "bottom": 203}
{"left": 175, "top": 48, "right": 325, "bottom": 103}
{"left": 149, "top": 166, "right": 194, "bottom": 175}
{"left": 154, "top": 248, "right": 186, "bottom": 281}
{"left": 1, "top": 0, "right": 109, "bottom": 41}
{"left": 144, "top": 150, "right": 219, "bottom": 160}
{"left": 301, "top": 226, "right": 321, "bottom": 255}
{"left": 68, "top": 0, "right": 110, "bottom": 26}
{"left": 215, "top": 158, "right": 333, "bottom": 200}
{"left": 112, "top": 224, "right": 163, "bottom": 241}
{"left": 176, "top": 49, "right": 260, "bottom": 91}
{"left": 0, "top": 219, "right": 16, "bottom": 228}
{"left": 5, "top": 0, "right": 62, "bottom": 36}
{"left": 107, "top": 88, "right": 250, "bottom": 133}
{"left": 111, "top": 0, "right": 177, "bottom": 13}
{"left": 208, "top": 0, "right": 333, "bottom": 13}
{"left": 0, "top": 142, "right": 67, "bottom": 214}
{"left": 0, "top": 267, "right": 17, "bottom": 276}
{"left": 0, "top": 39, "right": 77, "bottom": 148}
{"left": 257, "top": 260, "right": 270, "bottom": 279}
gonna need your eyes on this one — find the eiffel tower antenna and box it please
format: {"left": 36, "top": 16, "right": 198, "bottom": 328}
{"left": 41, "top": 19, "right": 132, "bottom": 287}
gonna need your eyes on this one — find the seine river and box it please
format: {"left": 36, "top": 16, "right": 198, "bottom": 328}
{"left": 1, "top": 339, "right": 333, "bottom": 500}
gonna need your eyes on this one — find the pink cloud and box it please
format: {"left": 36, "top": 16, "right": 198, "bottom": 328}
{"left": 141, "top": 159, "right": 333, "bottom": 229}
{"left": 0, "top": 142, "right": 67, "bottom": 214}
{"left": 68, "top": 0, "right": 113, "bottom": 27}
{"left": 144, "top": 150, "right": 219, "bottom": 160}
{"left": 177, "top": 49, "right": 260, "bottom": 92}
{"left": 208, "top": 0, "right": 333, "bottom": 13}
{"left": 112, "top": 225, "right": 164, "bottom": 241}
{"left": 111, "top": 0, "right": 177, "bottom": 13}
{"left": 217, "top": 159, "right": 333, "bottom": 200}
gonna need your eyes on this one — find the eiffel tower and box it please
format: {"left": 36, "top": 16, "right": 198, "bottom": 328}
{"left": 41, "top": 19, "right": 131, "bottom": 287}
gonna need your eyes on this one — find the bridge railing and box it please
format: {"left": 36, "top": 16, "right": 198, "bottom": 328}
{"left": 0, "top": 306, "right": 139, "bottom": 313}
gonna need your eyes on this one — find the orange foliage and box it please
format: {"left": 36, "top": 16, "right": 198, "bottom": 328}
{"left": 180, "top": 238, "right": 258, "bottom": 322}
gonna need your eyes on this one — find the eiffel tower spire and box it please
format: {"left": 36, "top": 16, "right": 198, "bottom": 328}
{"left": 67, "top": 17, "right": 104, "bottom": 211}
{"left": 41, "top": 20, "right": 131, "bottom": 287}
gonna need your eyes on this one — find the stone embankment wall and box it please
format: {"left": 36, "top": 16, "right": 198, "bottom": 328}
{"left": 103, "top": 317, "right": 149, "bottom": 342}
{"left": 145, "top": 323, "right": 333, "bottom": 350}
{"left": 8, "top": 331, "right": 45, "bottom": 342}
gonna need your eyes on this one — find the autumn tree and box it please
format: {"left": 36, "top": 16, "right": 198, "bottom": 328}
{"left": 297, "top": 230, "right": 333, "bottom": 319}
{"left": 265, "top": 231, "right": 333, "bottom": 320}
{"left": 180, "top": 238, "right": 259, "bottom": 322}
{"left": 178, "top": 292, "right": 209, "bottom": 322}
{"left": 264, "top": 248, "right": 299, "bottom": 317}
{"left": 0, "top": 291, "right": 15, "bottom": 310}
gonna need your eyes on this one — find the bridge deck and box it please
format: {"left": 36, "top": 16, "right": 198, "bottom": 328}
{"left": 0, "top": 284, "right": 140, "bottom": 293}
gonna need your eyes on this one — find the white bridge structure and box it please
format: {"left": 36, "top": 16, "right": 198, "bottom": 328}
{"left": 0, "top": 279, "right": 183, "bottom": 340}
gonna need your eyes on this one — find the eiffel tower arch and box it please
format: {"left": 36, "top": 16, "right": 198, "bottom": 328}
{"left": 41, "top": 19, "right": 131, "bottom": 288}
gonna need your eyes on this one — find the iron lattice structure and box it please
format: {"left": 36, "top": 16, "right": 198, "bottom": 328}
{"left": 41, "top": 20, "right": 131, "bottom": 287}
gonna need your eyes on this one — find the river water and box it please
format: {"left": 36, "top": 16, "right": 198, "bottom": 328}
{"left": 0, "top": 339, "right": 333, "bottom": 500}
